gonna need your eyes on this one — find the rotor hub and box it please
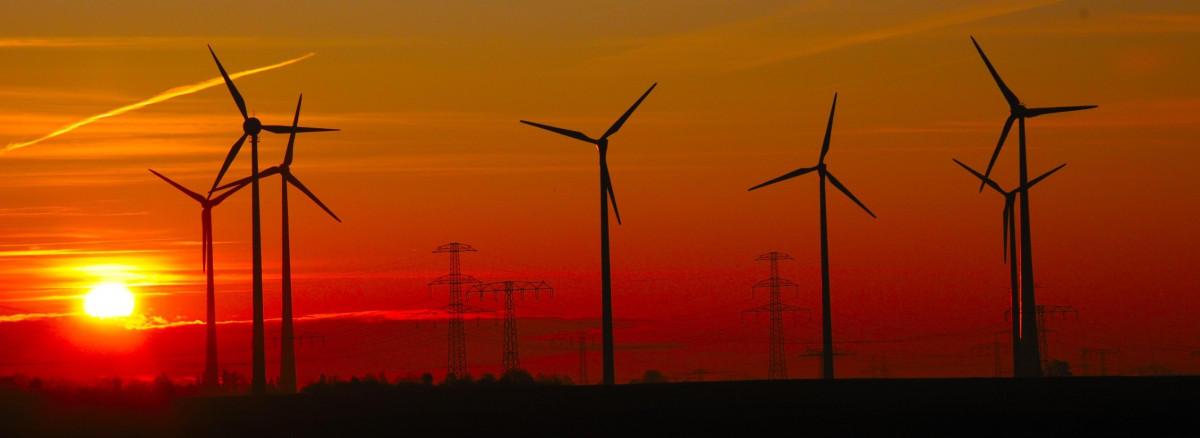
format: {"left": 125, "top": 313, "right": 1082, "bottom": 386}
{"left": 243, "top": 117, "right": 262, "bottom": 135}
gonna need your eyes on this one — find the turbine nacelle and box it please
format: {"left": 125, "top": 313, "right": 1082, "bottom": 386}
{"left": 243, "top": 117, "right": 263, "bottom": 136}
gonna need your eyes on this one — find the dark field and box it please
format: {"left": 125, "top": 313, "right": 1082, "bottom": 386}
{"left": 3, "top": 377, "right": 1198, "bottom": 437}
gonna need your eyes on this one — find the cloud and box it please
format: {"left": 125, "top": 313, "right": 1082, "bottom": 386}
{"left": 120, "top": 313, "right": 203, "bottom": 330}
{"left": 0, "top": 248, "right": 166, "bottom": 258}
{"left": 0, "top": 312, "right": 72, "bottom": 323}
{"left": 0, "top": 37, "right": 187, "bottom": 48}
{"left": 3, "top": 52, "right": 315, "bottom": 153}
{"left": 574, "top": 0, "right": 1064, "bottom": 75}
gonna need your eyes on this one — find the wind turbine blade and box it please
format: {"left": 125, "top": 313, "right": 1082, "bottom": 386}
{"left": 201, "top": 213, "right": 208, "bottom": 272}
{"left": 952, "top": 158, "right": 1004, "bottom": 194}
{"left": 748, "top": 166, "right": 818, "bottom": 191}
{"left": 603, "top": 164, "right": 621, "bottom": 225}
{"left": 980, "top": 115, "right": 1015, "bottom": 192}
{"left": 284, "top": 95, "right": 302, "bottom": 166}
{"left": 214, "top": 166, "right": 281, "bottom": 193}
{"left": 285, "top": 173, "right": 342, "bottom": 222}
{"left": 825, "top": 170, "right": 876, "bottom": 218}
{"left": 260, "top": 125, "right": 337, "bottom": 134}
{"left": 208, "top": 45, "right": 248, "bottom": 120}
{"left": 1025, "top": 163, "right": 1066, "bottom": 189}
{"left": 1002, "top": 200, "right": 1010, "bottom": 264}
{"left": 1024, "top": 105, "right": 1098, "bottom": 118}
{"left": 210, "top": 171, "right": 262, "bottom": 206}
{"left": 149, "top": 169, "right": 206, "bottom": 204}
{"left": 819, "top": 93, "right": 837, "bottom": 164}
{"left": 601, "top": 83, "right": 657, "bottom": 140}
{"left": 520, "top": 120, "right": 596, "bottom": 144}
{"left": 970, "top": 37, "right": 1020, "bottom": 108}
{"left": 210, "top": 133, "right": 248, "bottom": 193}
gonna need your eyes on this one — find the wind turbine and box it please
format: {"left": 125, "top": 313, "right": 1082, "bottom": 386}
{"left": 148, "top": 169, "right": 253, "bottom": 391}
{"left": 205, "top": 46, "right": 337, "bottom": 394}
{"left": 748, "top": 93, "right": 875, "bottom": 380}
{"left": 953, "top": 159, "right": 1065, "bottom": 377}
{"left": 520, "top": 83, "right": 656, "bottom": 385}
{"left": 970, "top": 37, "right": 1095, "bottom": 377}
{"left": 216, "top": 95, "right": 341, "bottom": 394}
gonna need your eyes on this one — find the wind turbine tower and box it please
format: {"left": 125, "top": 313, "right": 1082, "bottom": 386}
{"left": 215, "top": 95, "right": 341, "bottom": 394}
{"left": 521, "top": 83, "right": 656, "bottom": 385}
{"left": 148, "top": 170, "right": 252, "bottom": 390}
{"left": 953, "top": 159, "right": 1065, "bottom": 377}
{"left": 205, "top": 46, "right": 337, "bottom": 394}
{"left": 749, "top": 94, "right": 876, "bottom": 380}
{"left": 969, "top": 36, "right": 1096, "bottom": 377}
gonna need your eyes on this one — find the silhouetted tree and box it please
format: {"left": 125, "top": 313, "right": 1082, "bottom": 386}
{"left": 631, "top": 370, "right": 668, "bottom": 384}
{"left": 535, "top": 373, "right": 574, "bottom": 386}
{"left": 501, "top": 369, "right": 536, "bottom": 386}
{"left": 1046, "top": 360, "right": 1072, "bottom": 377}
{"left": 153, "top": 373, "right": 175, "bottom": 398}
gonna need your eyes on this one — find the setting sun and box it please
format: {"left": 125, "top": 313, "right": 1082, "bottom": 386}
{"left": 83, "top": 283, "right": 135, "bottom": 318}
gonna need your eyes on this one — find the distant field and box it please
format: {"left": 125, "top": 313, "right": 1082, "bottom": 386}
{"left": 3, "top": 377, "right": 1198, "bottom": 436}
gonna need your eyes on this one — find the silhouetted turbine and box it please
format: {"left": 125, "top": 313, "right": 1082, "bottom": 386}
{"left": 216, "top": 95, "right": 341, "bottom": 394}
{"left": 520, "top": 83, "right": 656, "bottom": 385}
{"left": 953, "top": 159, "right": 1064, "bottom": 377}
{"left": 748, "top": 93, "right": 875, "bottom": 380}
{"left": 205, "top": 46, "right": 337, "bottom": 395}
{"left": 971, "top": 36, "right": 1094, "bottom": 377}
{"left": 148, "top": 169, "right": 252, "bottom": 390}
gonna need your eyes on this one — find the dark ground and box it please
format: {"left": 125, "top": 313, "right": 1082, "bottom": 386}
{"left": 3, "top": 377, "right": 1198, "bottom": 437}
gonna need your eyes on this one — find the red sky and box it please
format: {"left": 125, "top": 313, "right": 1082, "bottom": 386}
{"left": 2, "top": 0, "right": 1200, "bottom": 384}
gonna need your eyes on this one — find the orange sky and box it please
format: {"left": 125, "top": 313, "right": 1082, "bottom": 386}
{"left": 2, "top": 0, "right": 1199, "bottom": 383}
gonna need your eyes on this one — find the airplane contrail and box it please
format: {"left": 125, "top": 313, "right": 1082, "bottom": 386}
{"left": 3, "top": 52, "right": 316, "bottom": 153}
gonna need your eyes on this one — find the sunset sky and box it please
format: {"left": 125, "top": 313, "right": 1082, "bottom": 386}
{"left": 2, "top": 0, "right": 1199, "bottom": 384}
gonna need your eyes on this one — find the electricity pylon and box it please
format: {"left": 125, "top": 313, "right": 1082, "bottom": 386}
{"left": 553, "top": 331, "right": 599, "bottom": 385}
{"left": 429, "top": 243, "right": 486, "bottom": 379}
{"left": 741, "top": 252, "right": 809, "bottom": 380}
{"left": 468, "top": 281, "right": 553, "bottom": 375}
{"left": 1082, "top": 348, "right": 1120, "bottom": 376}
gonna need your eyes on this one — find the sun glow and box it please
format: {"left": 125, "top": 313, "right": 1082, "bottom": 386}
{"left": 83, "top": 283, "right": 135, "bottom": 318}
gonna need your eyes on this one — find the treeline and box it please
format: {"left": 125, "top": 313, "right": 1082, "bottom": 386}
{"left": 300, "top": 369, "right": 575, "bottom": 394}
{"left": 0, "top": 372, "right": 201, "bottom": 407}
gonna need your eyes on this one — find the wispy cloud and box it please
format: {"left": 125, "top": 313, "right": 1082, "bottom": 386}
{"left": 0, "top": 312, "right": 72, "bottom": 322}
{"left": 575, "top": 0, "right": 1063, "bottom": 75}
{"left": 0, "top": 37, "right": 188, "bottom": 48}
{"left": 3, "top": 52, "right": 315, "bottom": 153}
{"left": 0, "top": 248, "right": 166, "bottom": 258}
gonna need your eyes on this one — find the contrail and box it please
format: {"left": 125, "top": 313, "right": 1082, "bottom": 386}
{"left": 3, "top": 52, "right": 316, "bottom": 153}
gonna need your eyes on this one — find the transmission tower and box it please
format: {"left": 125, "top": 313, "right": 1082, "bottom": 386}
{"left": 468, "top": 281, "right": 553, "bottom": 375}
{"left": 973, "top": 338, "right": 1011, "bottom": 378}
{"left": 1006, "top": 303, "right": 1077, "bottom": 374}
{"left": 429, "top": 242, "right": 486, "bottom": 379}
{"left": 741, "top": 252, "right": 809, "bottom": 380}
{"left": 860, "top": 352, "right": 890, "bottom": 378}
{"left": 800, "top": 347, "right": 854, "bottom": 379}
{"left": 553, "top": 331, "right": 599, "bottom": 385}
{"left": 1081, "top": 348, "right": 1120, "bottom": 376}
